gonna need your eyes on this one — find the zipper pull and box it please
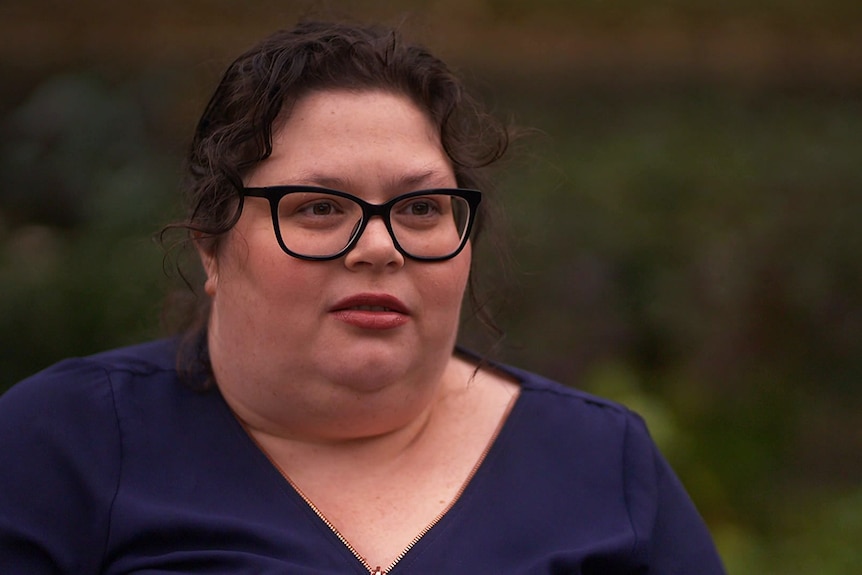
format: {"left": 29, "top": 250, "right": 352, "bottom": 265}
{"left": 371, "top": 567, "right": 384, "bottom": 575}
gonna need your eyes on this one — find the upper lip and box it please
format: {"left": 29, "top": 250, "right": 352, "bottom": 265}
{"left": 330, "top": 293, "right": 410, "bottom": 314}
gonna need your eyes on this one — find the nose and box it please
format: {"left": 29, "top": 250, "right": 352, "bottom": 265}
{"left": 343, "top": 216, "right": 405, "bottom": 270}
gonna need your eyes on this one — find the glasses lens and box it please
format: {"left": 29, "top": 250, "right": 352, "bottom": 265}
{"left": 276, "top": 191, "right": 362, "bottom": 258}
{"left": 274, "top": 191, "right": 472, "bottom": 260}
{"left": 390, "top": 194, "right": 471, "bottom": 259}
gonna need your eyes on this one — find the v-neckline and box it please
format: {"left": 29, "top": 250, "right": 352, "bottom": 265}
{"left": 236, "top": 386, "right": 522, "bottom": 574}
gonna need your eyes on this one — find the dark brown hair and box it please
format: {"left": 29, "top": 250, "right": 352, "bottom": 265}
{"left": 164, "top": 20, "right": 511, "bottom": 384}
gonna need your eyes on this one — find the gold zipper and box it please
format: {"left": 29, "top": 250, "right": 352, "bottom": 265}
{"left": 280, "top": 474, "right": 378, "bottom": 573}
{"left": 243, "top": 390, "right": 519, "bottom": 574}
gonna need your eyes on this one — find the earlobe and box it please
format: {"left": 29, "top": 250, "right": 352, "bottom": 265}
{"left": 203, "top": 267, "right": 218, "bottom": 297}
{"left": 195, "top": 238, "right": 219, "bottom": 297}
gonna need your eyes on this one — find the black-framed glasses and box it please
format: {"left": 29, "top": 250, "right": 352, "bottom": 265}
{"left": 241, "top": 185, "right": 482, "bottom": 261}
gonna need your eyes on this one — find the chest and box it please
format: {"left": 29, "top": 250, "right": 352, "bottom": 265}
{"left": 101, "top": 477, "right": 640, "bottom": 575}
{"left": 265, "top": 448, "right": 486, "bottom": 573}
{"left": 101, "top": 417, "right": 640, "bottom": 575}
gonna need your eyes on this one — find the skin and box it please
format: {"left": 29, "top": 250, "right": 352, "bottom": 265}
{"left": 198, "top": 89, "right": 518, "bottom": 568}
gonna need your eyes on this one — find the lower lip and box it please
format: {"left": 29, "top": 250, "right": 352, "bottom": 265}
{"left": 331, "top": 310, "right": 410, "bottom": 330}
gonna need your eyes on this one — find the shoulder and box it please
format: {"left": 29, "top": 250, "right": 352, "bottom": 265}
{"left": 0, "top": 340, "right": 181, "bottom": 571}
{"left": 474, "top": 357, "right": 658, "bottom": 483}
{"left": 495, "top": 361, "right": 649, "bottom": 439}
{"left": 480, "top": 362, "right": 726, "bottom": 567}
{"left": 513, "top": 365, "right": 627, "bottom": 410}
{"left": 82, "top": 337, "right": 180, "bottom": 377}
{"left": 0, "top": 338, "right": 181, "bottom": 418}
{"left": 484, "top": 360, "right": 665, "bottom": 495}
{"left": 0, "top": 338, "right": 189, "bottom": 492}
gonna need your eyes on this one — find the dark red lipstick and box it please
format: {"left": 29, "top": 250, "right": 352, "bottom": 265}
{"left": 330, "top": 293, "right": 410, "bottom": 330}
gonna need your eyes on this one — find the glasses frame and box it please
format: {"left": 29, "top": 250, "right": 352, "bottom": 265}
{"left": 241, "top": 185, "right": 482, "bottom": 262}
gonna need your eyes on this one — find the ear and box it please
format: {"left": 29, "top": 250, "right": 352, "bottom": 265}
{"left": 195, "top": 235, "right": 219, "bottom": 297}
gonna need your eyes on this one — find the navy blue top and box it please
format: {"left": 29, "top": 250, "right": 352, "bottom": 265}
{"left": 0, "top": 339, "right": 725, "bottom": 574}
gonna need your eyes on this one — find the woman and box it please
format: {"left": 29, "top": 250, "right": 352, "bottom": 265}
{"left": 0, "top": 21, "right": 726, "bottom": 574}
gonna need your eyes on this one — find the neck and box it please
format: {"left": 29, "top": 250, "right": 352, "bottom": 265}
{"left": 221, "top": 354, "right": 474, "bottom": 461}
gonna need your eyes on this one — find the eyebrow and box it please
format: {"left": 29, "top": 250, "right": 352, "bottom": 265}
{"left": 294, "top": 168, "right": 452, "bottom": 192}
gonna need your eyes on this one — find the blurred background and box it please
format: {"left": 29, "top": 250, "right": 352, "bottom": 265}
{"left": 1, "top": 1, "right": 860, "bottom": 572}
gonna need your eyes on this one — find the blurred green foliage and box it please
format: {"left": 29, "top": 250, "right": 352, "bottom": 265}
{"left": 489, "top": 82, "right": 862, "bottom": 572}
{"left": 2, "top": 2, "right": 862, "bottom": 572}
{"left": 0, "top": 74, "right": 178, "bottom": 384}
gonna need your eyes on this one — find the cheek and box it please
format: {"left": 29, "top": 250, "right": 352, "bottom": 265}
{"left": 422, "top": 251, "right": 472, "bottom": 311}
{"left": 213, "top": 228, "right": 304, "bottom": 305}
{"left": 222, "top": 251, "right": 315, "bottom": 303}
{"left": 450, "top": 246, "right": 472, "bottom": 294}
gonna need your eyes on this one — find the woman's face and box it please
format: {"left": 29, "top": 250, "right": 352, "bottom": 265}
{"left": 201, "top": 90, "right": 471, "bottom": 425}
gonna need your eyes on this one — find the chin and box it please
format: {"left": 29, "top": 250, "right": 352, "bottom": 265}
{"left": 317, "top": 343, "right": 422, "bottom": 390}
{"left": 333, "top": 350, "right": 407, "bottom": 382}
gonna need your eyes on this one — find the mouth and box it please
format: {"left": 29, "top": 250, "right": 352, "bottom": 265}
{"left": 348, "top": 305, "right": 399, "bottom": 312}
{"left": 330, "top": 294, "right": 411, "bottom": 330}
{"left": 331, "top": 294, "right": 409, "bottom": 315}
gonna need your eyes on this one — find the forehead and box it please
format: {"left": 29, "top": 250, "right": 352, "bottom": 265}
{"left": 274, "top": 90, "right": 441, "bottom": 156}
{"left": 245, "top": 90, "right": 454, "bottom": 191}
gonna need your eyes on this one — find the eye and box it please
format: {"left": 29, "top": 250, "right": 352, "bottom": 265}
{"left": 399, "top": 198, "right": 441, "bottom": 217}
{"left": 409, "top": 201, "right": 433, "bottom": 215}
{"left": 295, "top": 199, "right": 341, "bottom": 217}
{"left": 308, "top": 201, "right": 335, "bottom": 216}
